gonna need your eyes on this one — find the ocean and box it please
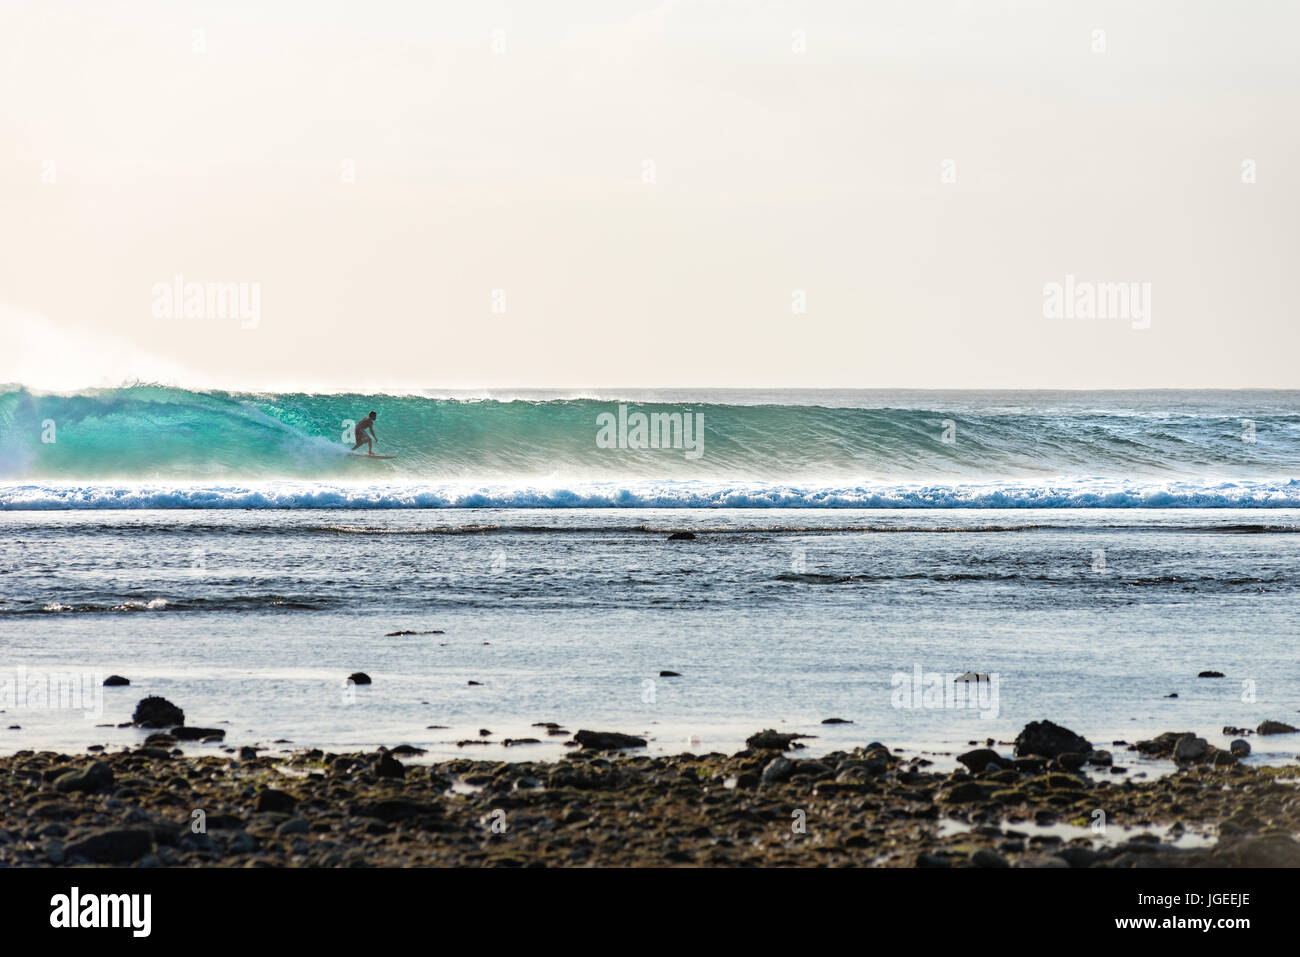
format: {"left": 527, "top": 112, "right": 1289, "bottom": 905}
{"left": 2, "top": 387, "right": 1299, "bottom": 768}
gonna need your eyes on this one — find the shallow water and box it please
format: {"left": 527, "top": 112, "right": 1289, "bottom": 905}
{"left": 935, "top": 817, "right": 1220, "bottom": 850}
{"left": 3, "top": 507, "right": 1299, "bottom": 765}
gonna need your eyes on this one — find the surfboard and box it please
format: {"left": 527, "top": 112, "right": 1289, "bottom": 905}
{"left": 349, "top": 453, "right": 397, "bottom": 459}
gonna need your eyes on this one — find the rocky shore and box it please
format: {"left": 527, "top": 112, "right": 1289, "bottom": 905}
{"left": 4, "top": 716, "right": 1300, "bottom": 868}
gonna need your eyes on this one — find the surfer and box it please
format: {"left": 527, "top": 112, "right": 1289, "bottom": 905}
{"left": 352, "top": 410, "right": 379, "bottom": 454}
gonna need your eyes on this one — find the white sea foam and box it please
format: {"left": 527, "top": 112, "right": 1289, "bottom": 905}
{"left": 4, "top": 478, "right": 1300, "bottom": 510}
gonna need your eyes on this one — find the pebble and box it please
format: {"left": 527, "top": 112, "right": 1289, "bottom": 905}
{"left": 0, "top": 722, "right": 1293, "bottom": 868}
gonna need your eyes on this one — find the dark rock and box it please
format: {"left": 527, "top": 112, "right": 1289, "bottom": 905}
{"left": 171, "top": 727, "right": 225, "bottom": 741}
{"left": 1210, "top": 748, "right": 1238, "bottom": 767}
{"left": 187, "top": 814, "right": 234, "bottom": 838}
{"left": 761, "top": 757, "right": 794, "bottom": 785}
{"left": 389, "top": 744, "right": 427, "bottom": 756}
{"left": 1173, "top": 735, "right": 1209, "bottom": 762}
{"left": 1230, "top": 739, "right": 1251, "bottom": 757}
{"left": 1056, "top": 751, "right": 1089, "bottom": 770}
{"left": 1135, "top": 732, "right": 1195, "bottom": 758}
{"left": 942, "top": 781, "right": 997, "bottom": 803}
{"left": 467, "top": 681, "right": 483, "bottom": 686}
{"left": 659, "top": 670, "right": 682, "bottom": 677}
{"left": 132, "top": 696, "right": 184, "bottom": 728}
{"left": 573, "top": 730, "right": 647, "bottom": 750}
{"left": 374, "top": 752, "right": 406, "bottom": 778}
{"left": 1197, "top": 671, "right": 1225, "bottom": 678}
{"left": 667, "top": 531, "right": 696, "bottom": 540}
{"left": 1184, "top": 834, "right": 1300, "bottom": 867}
{"left": 102, "top": 675, "right": 130, "bottom": 686}
{"left": 971, "top": 848, "right": 1009, "bottom": 868}
{"left": 1258, "top": 720, "right": 1299, "bottom": 735}
{"left": 350, "top": 799, "right": 440, "bottom": 824}
{"left": 346, "top": 672, "right": 371, "bottom": 685}
{"left": 503, "top": 738, "right": 541, "bottom": 746}
{"left": 144, "top": 733, "right": 176, "bottom": 746}
{"left": 64, "top": 828, "right": 153, "bottom": 864}
{"left": 1014, "top": 720, "right": 1092, "bottom": 759}
{"left": 745, "top": 729, "right": 813, "bottom": 751}
{"left": 1058, "top": 845, "right": 1101, "bottom": 868}
{"left": 54, "top": 761, "right": 115, "bottom": 794}
{"left": 254, "top": 789, "right": 298, "bottom": 814}
{"left": 1030, "top": 771, "right": 1087, "bottom": 789}
{"left": 821, "top": 717, "right": 853, "bottom": 725}
{"left": 957, "top": 748, "right": 1012, "bottom": 773}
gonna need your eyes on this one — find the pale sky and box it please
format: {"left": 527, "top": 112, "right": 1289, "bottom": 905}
{"left": 3, "top": 0, "right": 1297, "bottom": 392}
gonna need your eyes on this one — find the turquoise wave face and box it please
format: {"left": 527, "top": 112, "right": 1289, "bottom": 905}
{"left": 2, "top": 385, "right": 1299, "bottom": 483}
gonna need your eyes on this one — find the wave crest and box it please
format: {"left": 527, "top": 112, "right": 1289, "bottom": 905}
{"left": 4, "top": 385, "right": 1300, "bottom": 484}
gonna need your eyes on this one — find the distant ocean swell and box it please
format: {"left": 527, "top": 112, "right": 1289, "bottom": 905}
{"left": 4, "top": 479, "right": 1300, "bottom": 510}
